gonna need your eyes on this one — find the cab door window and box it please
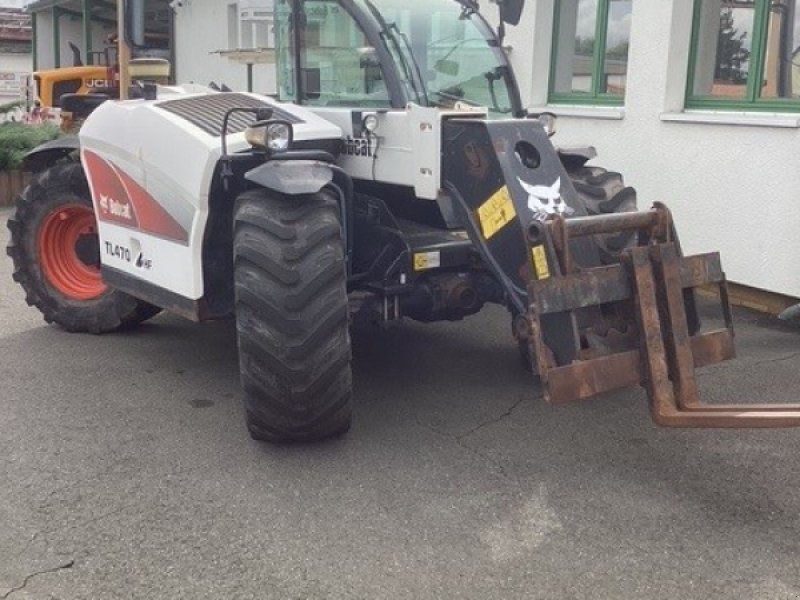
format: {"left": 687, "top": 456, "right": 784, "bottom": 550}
{"left": 276, "top": 0, "right": 391, "bottom": 107}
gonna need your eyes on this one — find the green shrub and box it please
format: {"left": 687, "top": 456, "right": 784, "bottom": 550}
{"left": 0, "top": 123, "right": 61, "bottom": 171}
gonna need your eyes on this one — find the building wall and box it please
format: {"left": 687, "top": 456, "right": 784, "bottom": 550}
{"left": 34, "top": 11, "right": 117, "bottom": 71}
{"left": 509, "top": 0, "right": 800, "bottom": 298}
{"left": 0, "top": 50, "right": 31, "bottom": 101}
{"left": 173, "top": 1, "right": 276, "bottom": 94}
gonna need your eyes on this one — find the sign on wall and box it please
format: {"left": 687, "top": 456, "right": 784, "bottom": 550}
{"left": 0, "top": 71, "right": 26, "bottom": 95}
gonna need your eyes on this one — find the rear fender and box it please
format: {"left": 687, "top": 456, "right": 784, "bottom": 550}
{"left": 22, "top": 136, "right": 81, "bottom": 173}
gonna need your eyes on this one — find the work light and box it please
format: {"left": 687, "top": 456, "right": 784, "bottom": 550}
{"left": 245, "top": 121, "right": 293, "bottom": 152}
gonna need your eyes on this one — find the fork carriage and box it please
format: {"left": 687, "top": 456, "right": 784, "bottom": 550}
{"left": 525, "top": 205, "right": 800, "bottom": 428}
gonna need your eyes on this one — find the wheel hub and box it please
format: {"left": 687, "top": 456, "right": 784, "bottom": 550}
{"left": 38, "top": 204, "right": 107, "bottom": 301}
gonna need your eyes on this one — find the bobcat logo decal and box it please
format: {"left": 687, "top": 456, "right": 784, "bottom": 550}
{"left": 517, "top": 177, "right": 574, "bottom": 221}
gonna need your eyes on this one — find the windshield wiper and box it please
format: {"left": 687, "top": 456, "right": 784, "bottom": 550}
{"left": 362, "top": 0, "right": 428, "bottom": 105}
{"left": 388, "top": 23, "right": 429, "bottom": 106}
{"left": 432, "top": 87, "right": 481, "bottom": 108}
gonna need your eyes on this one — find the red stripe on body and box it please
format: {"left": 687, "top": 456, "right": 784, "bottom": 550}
{"left": 83, "top": 150, "right": 189, "bottom": 243}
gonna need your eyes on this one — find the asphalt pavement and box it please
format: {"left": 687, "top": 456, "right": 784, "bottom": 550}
{"left": 2, "top": 207, "right": 800, "bottom": 599}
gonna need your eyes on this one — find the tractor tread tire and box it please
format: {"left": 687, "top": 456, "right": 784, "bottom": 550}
{"left": 234, "top": 188, "right": 352, "bottom": 443}
{"left": 6, "top": 162, "right": 161, "bottom": 333}
{"left": 568, "top": 165, "right": 638, "bottom": 263}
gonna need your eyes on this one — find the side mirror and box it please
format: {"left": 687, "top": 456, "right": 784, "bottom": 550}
{"left": 526, "top": 110, "right": 557, "bottom": 137}
{"left": 125, "top": 0, "right": 147, "bottom": 48}
{"left": 499, "top": 0, "right": 523, "bottom": 26}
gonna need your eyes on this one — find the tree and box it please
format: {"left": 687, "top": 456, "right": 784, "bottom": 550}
{"left": 715, "top": 7, "right": 750, "bottom": 83}
{"left": 606, "top": 41, "right": 629, "bottom": 60}
{"left": 574, "top": 36, "right": 595, "bottom": 57}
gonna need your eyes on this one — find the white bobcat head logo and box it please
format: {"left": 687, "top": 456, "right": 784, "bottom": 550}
{"left": 517, "top": 177, "right": 574, "bottom": 221}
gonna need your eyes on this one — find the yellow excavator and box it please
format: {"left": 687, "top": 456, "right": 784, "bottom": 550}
{"left": 31, "top": 40, "right": 118, "bottom": 110}
{"left": 29, "top": 38, "right": 169, "bottom": 128}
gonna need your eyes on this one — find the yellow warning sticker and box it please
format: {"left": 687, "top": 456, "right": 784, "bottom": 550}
{"left": 532, "top": 245, "right": 550, "bottom": 280}
{"left": 413, "top": 251, "right": 441, "bottom": 272}
{"left": 476, "top": 185, "right": 516, "bottom": 240}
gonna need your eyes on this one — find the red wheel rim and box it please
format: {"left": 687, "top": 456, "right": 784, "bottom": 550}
{"left": 38, "top": 204, "right": 107, "bottom": 301}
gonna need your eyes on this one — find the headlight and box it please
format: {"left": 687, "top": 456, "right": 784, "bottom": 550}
{"left": 537, "top": 112, "right": 557, "bottom": 137}
{"left": 245, "top": 121, "right": 293, "bottom": 151}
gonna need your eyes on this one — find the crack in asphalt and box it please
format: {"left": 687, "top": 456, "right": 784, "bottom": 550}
{"left": 456, "top": 396, "right": 527, "bottom": 440}
{"left": 413, "top": 397, "right": 528, "bottom": 483}
{"left": 752, "top": 350, "right": 800, "bottom": 367}
{"left": 1, "top": 561, "right": 74, "bottom": 599}
{"left": 415, "top": 415, "right": 513, "bottom": 481}
{"left": 697, "top": 350, "right": 800, "bottom": 378}
{"left": 11, "top": 461, "right": 204, "bottom": 565}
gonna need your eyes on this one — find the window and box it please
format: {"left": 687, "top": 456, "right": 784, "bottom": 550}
{"left": 227, "top": 0, "right": 275, "bottom": 50}
{"left": 687, "top": 0, "right": 800, "bottom": 110}
{"left": 549, "top": 0, "right": 633, "bottom": 105}
{"left": 378, "top": 0, "right": 514, "bottom": 114}
{"left": 228, "top": 3, "right": 238, "bottom": 49}
{"left": 275, "top": 0, "right": 391, "bottom": 107}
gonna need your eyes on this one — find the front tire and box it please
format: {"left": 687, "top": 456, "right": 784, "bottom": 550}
{"left": 233, "top": 188, "right": 352, "bottom": 443}
{"left": 6, "top": 163, "right": 161, "bottom": 333}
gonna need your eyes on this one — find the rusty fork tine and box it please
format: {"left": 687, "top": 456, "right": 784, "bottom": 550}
{"left": 649, "top": 243, "right": 702, "bottom": 410}
{"left": 621, "top": 246, "right": 681, "bottom": 423}
{"left": 654, "top": 409, "right": 800, "bottom": 428}
{"left": 682, "top": 404, "right": 800, "bottom": 413}
{"left": 618, "top": 246, "right": 800, "bottom": 427}
{"left": 652, "top": 245, "right": 800, "bottom": 423}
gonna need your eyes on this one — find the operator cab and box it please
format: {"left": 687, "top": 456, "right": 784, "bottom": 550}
{"left": 274, "top": 0, "right": 524, "bottom": 117}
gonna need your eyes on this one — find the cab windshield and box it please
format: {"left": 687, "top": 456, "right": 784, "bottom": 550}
{"left": 359, "top": 0, "right": 515, "bottom": 115}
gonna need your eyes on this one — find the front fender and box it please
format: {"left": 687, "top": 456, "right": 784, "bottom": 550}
{"left": 22, "top": 136, "right": 81, "bottom": 172}
{"left": 244, "top": 159, "right": 333, "bottom": 196}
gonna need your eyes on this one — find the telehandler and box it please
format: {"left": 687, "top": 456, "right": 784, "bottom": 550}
{"left": 8, "top": 0, "right": 800, "bottom": 442}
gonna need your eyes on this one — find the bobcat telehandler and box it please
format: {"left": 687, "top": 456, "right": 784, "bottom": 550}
{"left": 8, "top": 0, "right": 800, "bottom": 442}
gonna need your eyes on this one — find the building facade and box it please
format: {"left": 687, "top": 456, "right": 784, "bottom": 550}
{"left": 26, "top": 0, "right": 167, "bottom": 72}
{"left": 173, "top": 0, "right": 275, "bottom": 93}
{"left": 0, "top": 5, "right": 32, "bottom": 104}
{"left": 507, "top": 0, "right": 800, "bottom": 299}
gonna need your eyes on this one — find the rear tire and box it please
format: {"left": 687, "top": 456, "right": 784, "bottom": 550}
{"left": 567, "top": 164, "right": 640, "bottom": 353}
{"left": 567, "top": 165, "right": 638, "bottom": 263}
{"left": 233, "top": 188, "right": 352, "bottom": 443}
{"left": 6, "top": 162, "right": 161, "bottom": 333}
